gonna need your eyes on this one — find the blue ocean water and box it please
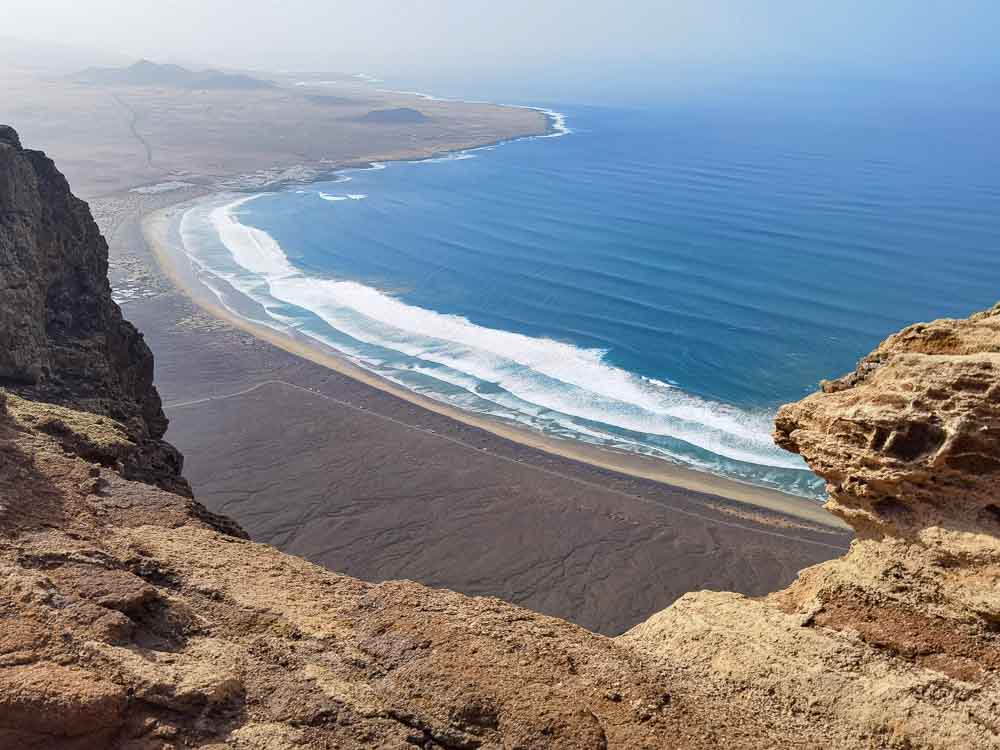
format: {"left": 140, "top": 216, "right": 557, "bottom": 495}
{"left": 176, "top": 98, "right": 1000, "bottom": 499}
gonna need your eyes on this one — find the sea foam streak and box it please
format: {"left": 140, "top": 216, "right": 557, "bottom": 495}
{"left": 318, "top": 192, "right": 367, "bottom": 201}
{"left": 182, "top": 195, "right": 805, "bottom": 473}
{"left": 372, "top": 86, "right": 571, "bottom": 138}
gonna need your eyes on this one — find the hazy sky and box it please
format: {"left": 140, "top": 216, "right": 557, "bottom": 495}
{"left": 5, "top": 1, "right": 998, "bottom": 89}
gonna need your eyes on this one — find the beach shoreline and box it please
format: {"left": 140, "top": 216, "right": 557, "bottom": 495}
{"left": 109, "top": 102, "right": 559, "bottom": 200}
{"left": 62, "top": 78, "right": 852, "bottom": 634}
{"left": 143, "top": 195, "right": 846, "bottom": 531}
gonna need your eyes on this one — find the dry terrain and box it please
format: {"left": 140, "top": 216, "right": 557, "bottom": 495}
{"left": 0, "top": 67, "right": 545, "bottom": 197}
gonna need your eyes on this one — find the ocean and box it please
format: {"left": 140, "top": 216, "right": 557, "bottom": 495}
{"left": 172, "top": 95, "right": 1000, "bottom": 499}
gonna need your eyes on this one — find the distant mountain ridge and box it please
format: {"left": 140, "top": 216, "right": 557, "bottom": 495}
{"left": 74, "top": 59, "right": 274, "bottom": 90}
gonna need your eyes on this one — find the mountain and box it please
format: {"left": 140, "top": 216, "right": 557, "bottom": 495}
{"left": 0, "top": 124, "right": 997, "bottom": 748}
{"left": 74, "top": 59, "right": 274, "bottom": 90}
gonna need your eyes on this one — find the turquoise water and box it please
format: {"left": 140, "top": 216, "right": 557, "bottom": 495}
{"left": 175, "top": 99, "right": 1000, "bottom": 498}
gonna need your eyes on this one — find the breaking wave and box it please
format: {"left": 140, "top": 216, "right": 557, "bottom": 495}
{"left": 177, "top": 195, "right": 813, "bottom": 491}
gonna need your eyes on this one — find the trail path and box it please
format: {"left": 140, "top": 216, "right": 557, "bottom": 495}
{"left": 113, "top": 94, "right": 154, "bottom": 167}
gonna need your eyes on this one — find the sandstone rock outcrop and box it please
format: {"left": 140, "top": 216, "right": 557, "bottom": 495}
{"left": 625, "top": 304, "right": 1000, "bottom": 748}
{"left": 1, "top": 124, "right": 997, "bottom": 748}
{"left": 774, "top": 304, "right": 1000, "bottom": 543}
{"left": 0, "top": 391, "right": 755, "bottom": 749}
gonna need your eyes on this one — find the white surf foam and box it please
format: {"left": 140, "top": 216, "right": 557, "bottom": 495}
{"left": 318, "top": 192, "right": 366, "bottom": 202}
{"left": 372, "top": 84, "right": 571, "bottom": 139}
{"left": 190, "top": 196, "right": 804, "bottom": 472}
{"left": 532, "top": 107, "right": 572, "bottom": 137}
{"left": 418, "top": 153, "right": 477, "bottom": 164}
{"left": 131, "top": 181, "right": 194, "bottom": 194}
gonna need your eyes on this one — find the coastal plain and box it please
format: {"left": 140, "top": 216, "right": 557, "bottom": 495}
{"left": 3, "top": 116, "right": 996, "bottom": 749}
{"left": 0, "top": 67, "right": 545, "bottom": 197}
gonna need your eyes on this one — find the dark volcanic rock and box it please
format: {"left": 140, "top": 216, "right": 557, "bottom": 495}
{"left": 0, "top": 125, "right": 187, "bottom": 494}
{"left": 358, "top": 107, "right": 430, "bottom": 124}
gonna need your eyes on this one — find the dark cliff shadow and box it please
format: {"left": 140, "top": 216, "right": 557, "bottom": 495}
{"left": 0, "top": 416, "right": 72, "bottom": 536}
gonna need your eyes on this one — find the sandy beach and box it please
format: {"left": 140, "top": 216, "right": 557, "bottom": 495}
{"left": 143, "top": 200, "right": 843, "bottom": 530}
{"left": 76, "top": 181, "right": 852, "bottom": 635}
{"left": 50, "top": 72, "right": 854, "bottom": 634}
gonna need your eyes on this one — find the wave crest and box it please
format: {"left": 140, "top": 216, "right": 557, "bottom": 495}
{"left": 178, "top": 195, "right": 808, "bottom": 478}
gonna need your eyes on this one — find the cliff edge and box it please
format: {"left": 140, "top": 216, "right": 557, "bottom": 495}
{"left": 624, "top": 302, "right": 1000, "bottom": 747}
{"left": 0, "top": 125, "right": 188, "bottom": 496}
{"left": 0, "top": 126, "right": 996, "bottom": 748}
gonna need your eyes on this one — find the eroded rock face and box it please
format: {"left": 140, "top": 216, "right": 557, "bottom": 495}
{"left": 0, "top": 392, "right": 755, "bottom": 749}
{"left": 0, "top": 125, "right": 186, "bottom": 494}
{"left": 626, "top": 305, "right": 1000, "bottom": 749}
{"left": 774, "top": 303, "right": 1000, "bottom": 543}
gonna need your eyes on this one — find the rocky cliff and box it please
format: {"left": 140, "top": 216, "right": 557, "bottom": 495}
{"left": 0, "top": 126, "right": 996, "bottom": 749}
{"left": 625, "top": 302, "right": 1000, "bottom": 748}
{"left": 0, "top": 124, "right": 187, "bottom": 496}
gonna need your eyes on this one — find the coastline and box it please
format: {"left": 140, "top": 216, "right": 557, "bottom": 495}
{"left": 110, "top": 103, "right": 558, "bottom": 199}
{"left": 142, "top": 195, "right": 846, "bottom": 531}
{"left": 48, "top": 82, "right": 851, "bottom": 635}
